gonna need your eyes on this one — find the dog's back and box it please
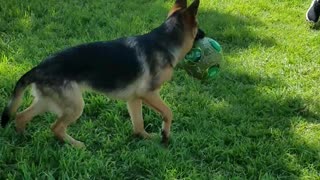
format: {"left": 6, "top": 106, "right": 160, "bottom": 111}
{"left": 35, "top": 39, "right": 144, "bottom": 93}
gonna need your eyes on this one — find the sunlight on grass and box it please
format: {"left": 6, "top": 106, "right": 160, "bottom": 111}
{"left": 0, "top": 56, "right": 30, "bottom": 78}
{"left": 292, "top": 122, "right": 320, "bottom": 149}
{"left": 18, "top": 14, "right": 33, "bottom": 31}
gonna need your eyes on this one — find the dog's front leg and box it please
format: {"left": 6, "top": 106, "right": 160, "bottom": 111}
{"left": 142, "top": 91, "right": 173, "bottom": 145}
{"left": 127, "top": 99, "right": 151, "bottom": 139}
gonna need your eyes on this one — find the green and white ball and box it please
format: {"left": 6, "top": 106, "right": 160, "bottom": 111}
{"left": 181, "top": 37, "right": 223, "bottom": 79}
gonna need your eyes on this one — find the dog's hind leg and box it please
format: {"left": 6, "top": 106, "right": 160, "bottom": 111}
{"left": 51, "top": 112, "right": 84, "bottom": 148}
{"left": 127, "top": 99, "right": 151, "bottom": 139}
{"left": 42, "top": 82, "right": 85, "bottom": 148}
{"left": 15, "top": 85, "right": 46, "bottom": 133}
{"left": 15, "top": 99, "right": 46, "bottom": 133}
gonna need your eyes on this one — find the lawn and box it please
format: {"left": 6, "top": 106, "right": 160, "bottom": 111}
{"left": 1, "top": 0, "right": 320, "bottom": 179}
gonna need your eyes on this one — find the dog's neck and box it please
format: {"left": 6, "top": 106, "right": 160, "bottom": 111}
{"left": 146, "top": 16, "right": 192, "bottom": 67}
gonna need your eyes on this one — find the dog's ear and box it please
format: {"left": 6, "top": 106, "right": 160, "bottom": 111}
{"left": 168, "top": 0, "right": 188, "bottom": 17}
{"left": 174, "top": 0, "right": 188, "bottom": 8}
{"left": 186, "top": 0, "right": 200, "bottom": 16}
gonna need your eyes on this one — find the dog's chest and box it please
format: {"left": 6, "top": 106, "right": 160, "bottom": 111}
{"left": 151, "top": 66, "right": 173, "bottom": 90}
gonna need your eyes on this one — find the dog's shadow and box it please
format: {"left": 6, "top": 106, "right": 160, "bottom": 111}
{"left": 310, "top": 22, "right": 320, "bottom": 30}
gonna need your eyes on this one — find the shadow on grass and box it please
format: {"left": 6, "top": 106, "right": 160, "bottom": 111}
{"left": 164, "top": 6, "right": 319, "bottom": 179}
{"left": 112, "top": 7, "right": 319, "bottom": 178}
{"left": 310, "top": 21, "right": 320, "bottom": 30}
{"left": 198, "top": 9, "right": 276, "bottom": 54}
{"left": 174, "top": 69, "right": 320, "bottom": 178}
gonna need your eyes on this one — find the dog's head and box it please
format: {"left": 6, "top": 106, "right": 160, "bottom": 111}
{"left": 166, "top": 0, "right": 201, "bottom": 61}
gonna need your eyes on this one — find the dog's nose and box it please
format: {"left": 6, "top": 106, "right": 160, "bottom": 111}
{"left": 195, "top": 28, "right": 205, "bottom": 40}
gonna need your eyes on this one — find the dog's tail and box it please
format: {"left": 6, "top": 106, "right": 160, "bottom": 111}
{"left": 1, "top": 69, "right": 36, "bottom": 127}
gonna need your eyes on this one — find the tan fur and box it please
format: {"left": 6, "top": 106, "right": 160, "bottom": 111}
{"left": 168, "top": 7, "right": 182, "bottom": 17}
{"left": 15, "top": 99, "right": 45, "bottom": 133}
{"left": 48, "top": 83, "right": 84, "bottom": 148}
{"left": 176, "top": 30, "right": 197, "bottom": 62}
{"left": 152, "top": 65, "right": 174, "bottom": 90}
{"left": 167, "top": 0, "right": 187, "bottom": 17}
{"left": 127, "top": 99, "right": 151, "bottom": 138}
{"left": 172, "top": 11, "right": 199, "bottom": 65}
{"left": 102, "top": 72, "right": 150, "bottom": 101}
{"left": 141, "top": 91, "right": 173, "bottom": 141}
{"left": 8, "top": 89, "right": 25, "bottom": 117}
{"left": 16, "top": 83, "right": 85, "bottom": 148}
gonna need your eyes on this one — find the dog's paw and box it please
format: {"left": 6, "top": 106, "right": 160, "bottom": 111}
{"left": 161, "top": 130, "right": 170, "bottom": 147}
{"left": 15, "top": 124, "right": 26, "bottom": 134}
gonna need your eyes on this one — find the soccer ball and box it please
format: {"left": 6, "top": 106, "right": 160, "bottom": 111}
{"left": 181, "top": 37, "right": 223, "bottom": 79}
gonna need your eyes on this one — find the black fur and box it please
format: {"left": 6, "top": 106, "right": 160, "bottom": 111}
{"left": 195, "top": 28, "right": 205, "bottom": 41}
{"left": 1, "top": 70, "right": 35, "bottom": 127}
{"left": 1, "top": 107, "right": 10, "bottom": 127}
{"left": 161, "top": 130, "right": 169, "bottom": 146}
{"left": 20, "top": 13, "right": 188, "bottom": 93}
{"left": 1, "top": 1, "right": 201, "bottom": 144}
{"left": 33, "top": 39, "right": 143, "bottom": 91}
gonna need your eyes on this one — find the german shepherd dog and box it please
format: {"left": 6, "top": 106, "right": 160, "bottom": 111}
{"left": 1, "top": 0, "right": 203, "bottom": 147}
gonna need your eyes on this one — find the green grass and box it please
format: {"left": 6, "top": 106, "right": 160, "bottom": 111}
{"left": 1, "top": 0, "right": 320, "bottom": 179}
